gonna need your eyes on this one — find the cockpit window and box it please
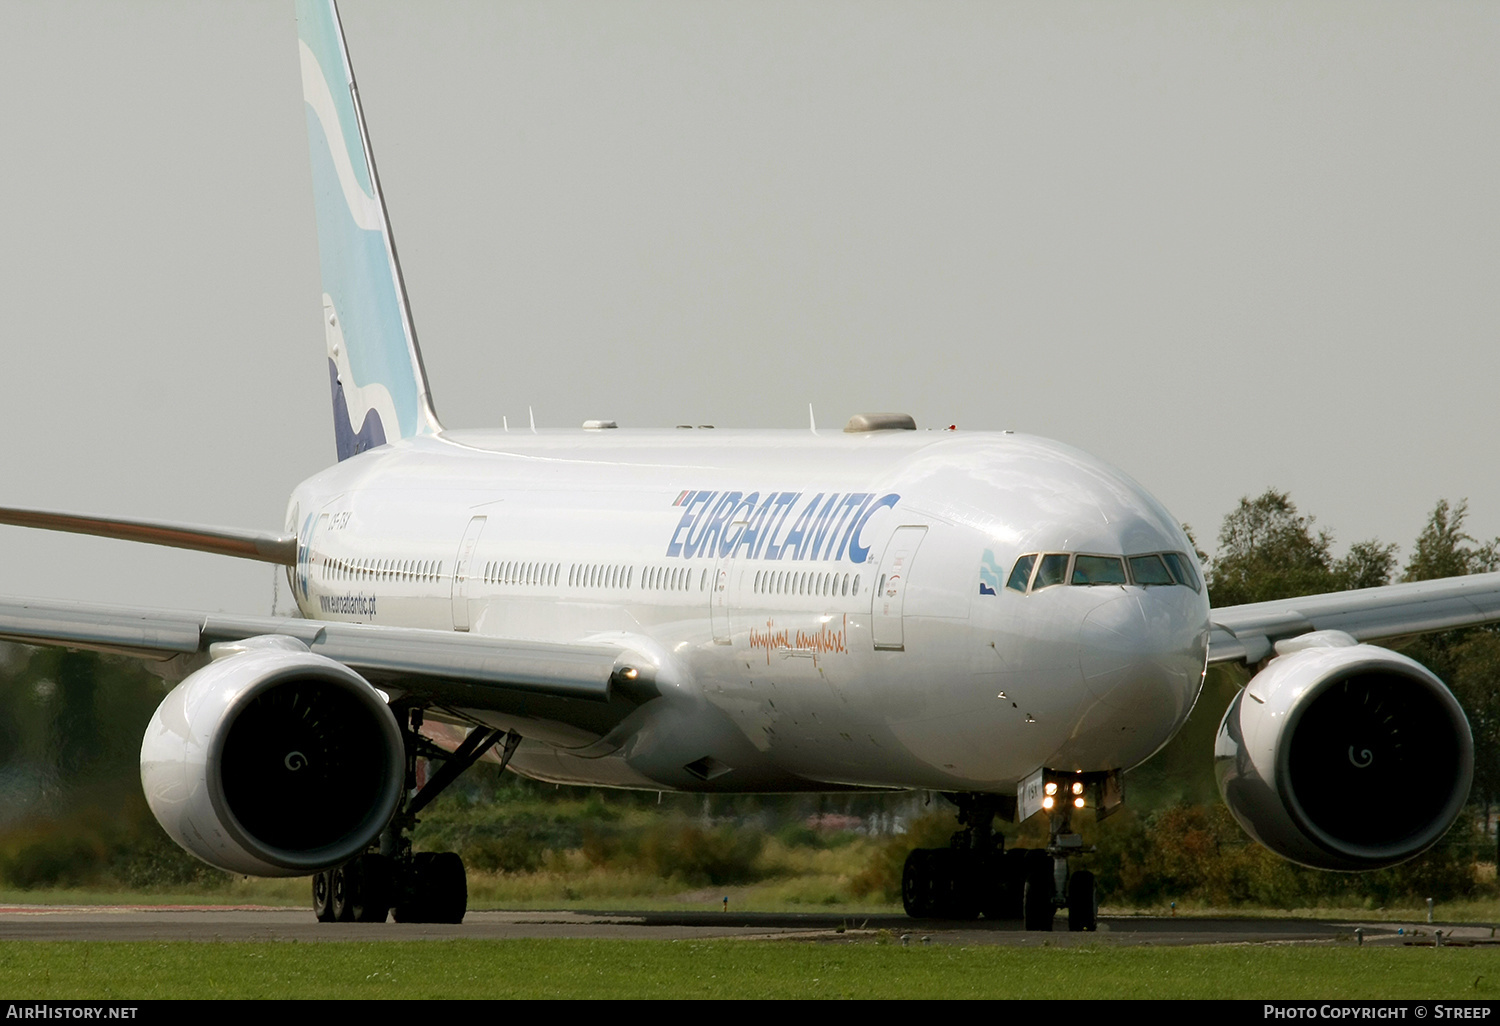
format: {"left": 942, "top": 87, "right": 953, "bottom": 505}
{"left": 1012, "top": 549, "right": 1201, "bottom": 594}
{"left": 1161, "top": 551, "right": 1201, "bottom": 592}
{"left": 1006, "top": 554, "right": 1035, "bottom": 592}
{"left": 1128, "top": 554, "right": 1174, "bottom": 586}
{"left": 1033, "top": 553, "right": 1070, "bottom": 589}
{"left": 1071, "top": 554, "right": 1126, "bottom": 585}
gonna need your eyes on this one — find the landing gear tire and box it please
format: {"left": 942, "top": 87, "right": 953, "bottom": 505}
{"left": 1022, "top": 857, "right": 1055, "bottom": 932}
{"left": 902, "top": 850, "right": 934, "bottom": 917}
{"left": 1066, "top": 869, "right": 1097, "bottom": 932}
{"left": 937, "top": 849, "right": 980, "bottom": 921}
{"left": 312, "top": 870, "right": 335, "bottom": 923}
{"left": 394, "top": 851, "right": 468, "bottom": 924}
{"left": 977, "top": 850, "right": 1008, "bottom": 921}
{"left": 429, "top": 851, "right": 468, "bottom": 924}
{"left": 331, "top": 862, "right": 357, "bottom": 923}
{"left": 350, "top": 853, "right": 393, "bottom": 923}
{"left": 903, "top": 849, "right": 982, "bottom": 919}
{"left": 992, "top": 849, "right": 1027, "bottom": 921}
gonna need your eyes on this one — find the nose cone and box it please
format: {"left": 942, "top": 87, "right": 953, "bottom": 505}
{"left": 1066, "top": 589, "right": 1207, "bottom": 769}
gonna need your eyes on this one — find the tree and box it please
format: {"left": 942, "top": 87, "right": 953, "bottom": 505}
{"left": 1207, "top": 489, "right": 1393, "bottom": 606}
{"left": 1402, "top": 499, "right": 1499, "bottom": 583}
{"left": 1332, "top": 538, "right": 1400, "bottom": 592}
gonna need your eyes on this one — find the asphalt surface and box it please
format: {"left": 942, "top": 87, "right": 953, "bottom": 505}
{"left": 1, "top": 905, "right": 1496, "bottom": 947}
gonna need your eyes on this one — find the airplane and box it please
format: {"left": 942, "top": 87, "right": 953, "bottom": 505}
{"left": 1, "top": 0, "right": 1498, "bottom": 931}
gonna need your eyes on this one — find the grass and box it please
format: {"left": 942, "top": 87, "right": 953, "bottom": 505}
{"left": 9, "top": 881, "right": 1500, "bottom": 924}
{"left": 1113, "top": 900, "right": 1500, "bottom": 925}
{"left": 0, "top": 880, "right": 308, "bottom": 908}
{"left": 0, "top": 940, "right": 1496, "bottom": 1000}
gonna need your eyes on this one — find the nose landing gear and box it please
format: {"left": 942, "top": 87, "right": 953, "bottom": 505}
{"left": 1022, "top": 802, "right": 1096, "bottom": 933}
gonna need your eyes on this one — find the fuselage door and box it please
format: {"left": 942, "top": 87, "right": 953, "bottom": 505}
{"left": 872, "top": 525, "right": 927, "bottom": 651}
{"left": 451, "top": 515, "right": 487, "bottom": 631}
{"left": 710, "top": 521, "right": 748, "bottom": 645}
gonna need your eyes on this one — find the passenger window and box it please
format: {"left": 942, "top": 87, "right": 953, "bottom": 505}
{"left": 1033, "top": 553, "right": 1070, "bottom": 589}
{"left": 1007, "top": 554, "right": 1036, "bottom": 592}
{"left": 1129, "top": 554, "right": 1174, "bottom": 586}
{"left": 1072, "top": 555, "right": 1126, "bottom": 585}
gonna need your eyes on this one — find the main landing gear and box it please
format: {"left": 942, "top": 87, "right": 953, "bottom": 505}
{"left": 901, "top": 785, "right": 1101, "bottom": 932}
{"left": 313, "top": 708, "right": 521, "bottom": 925}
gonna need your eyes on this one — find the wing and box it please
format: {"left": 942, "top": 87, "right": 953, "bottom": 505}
{"left": 1208, "top": 570, "right": 1500, "bottom": 665}
{"left": 0, "top": 505, "right": 297, "bottom": 564}
{"left": 0, "top": 595, "right": 657, "bottom": 734}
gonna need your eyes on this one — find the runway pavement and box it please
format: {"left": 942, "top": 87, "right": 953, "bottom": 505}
{"left": 2, "top": 905, "right": 1496, "bottom": 946}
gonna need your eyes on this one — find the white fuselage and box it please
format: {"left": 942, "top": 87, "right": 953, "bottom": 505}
{"left": 286, "top": 427, "right": 1209, "bottom": 796}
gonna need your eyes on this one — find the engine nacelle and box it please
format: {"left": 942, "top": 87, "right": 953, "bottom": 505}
{"left": 140, "top": 635, "right": 404, "bottom": 877}
{"left": 1215, "top": 631, "right": 1473, "bottom": 871}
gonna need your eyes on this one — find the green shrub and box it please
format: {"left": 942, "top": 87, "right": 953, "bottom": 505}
{"left": 774, "top": 823, "right": 821, "bottom": 849}
{"left": 1091, "top": 800, "right": 1490, "bottom": 908}
{"left": 0, "top": 831, "right": 107, "bottom": 889}
{"left": 582, "top": 819, "right": 764, "bottom": 886}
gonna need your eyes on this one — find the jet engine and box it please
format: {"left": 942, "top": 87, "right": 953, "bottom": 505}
{"left": 140, "top": 635, "right": 404, "bottom": 877}
{"left": 1215, "top": 631, "right": 1472, "bottom": 871}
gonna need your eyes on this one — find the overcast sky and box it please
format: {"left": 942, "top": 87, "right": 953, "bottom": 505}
{"left": 0, "top": 0, "right": 1496, "bottom": 615}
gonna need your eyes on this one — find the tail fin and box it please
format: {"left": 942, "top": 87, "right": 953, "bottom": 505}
{"left": 297, "top": 0, "right": 441, "bottom": 461}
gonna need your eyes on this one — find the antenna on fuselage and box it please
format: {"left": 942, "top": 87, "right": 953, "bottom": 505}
{"left": 808, "top": 404, "right": 817, "bottom": 433}
{"left": 503, "top": 416, "right": 509, "bottom": 432}
{"left": 529, "top": 406, "right": 537, "bottom": 433}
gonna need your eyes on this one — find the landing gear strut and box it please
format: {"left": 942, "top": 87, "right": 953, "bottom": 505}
{"left": 313, "top": 708, "right": 521, "bottom": 925}
{"left": 901, "top": 778, "right": 1105, "bottom": 932}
